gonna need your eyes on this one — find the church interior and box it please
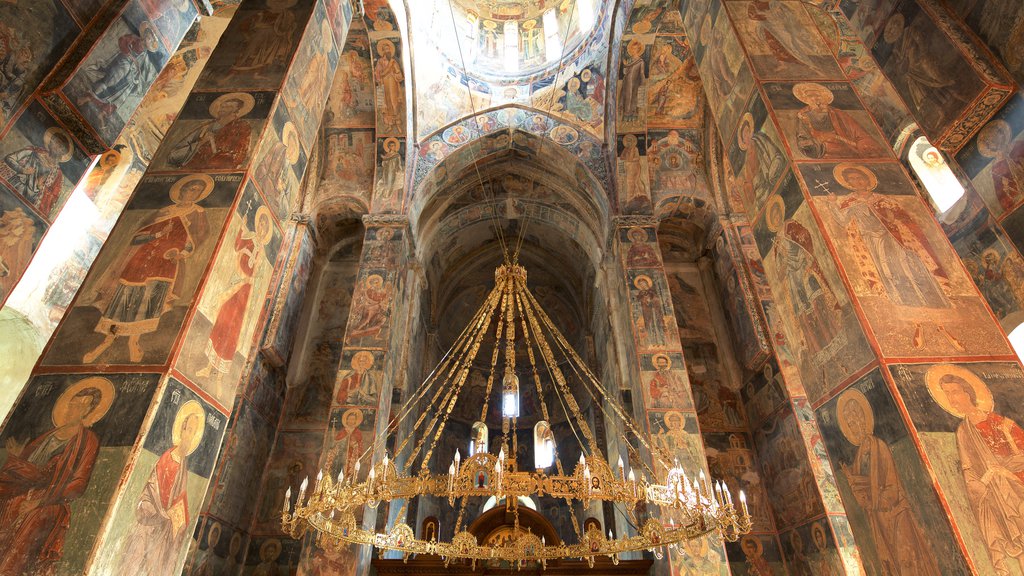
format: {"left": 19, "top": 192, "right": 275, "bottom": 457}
{"left": 0, "top": 0, "right": 1023, "bottom": 574}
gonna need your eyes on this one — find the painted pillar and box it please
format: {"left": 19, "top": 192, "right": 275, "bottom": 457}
{"left": 0, "top": 1, "right": 354, "bottom": 575}
{"left": 296, "top": 214, "right": 414, "bottom": 575}
{"left": 611, "top": 214, "right": 729, "bottom": 575}
{"left": 683, "top": 0, "right": 1024, "bottom": 573}
{"left": 40, "top": 0, "right": 208, "bottom": 154}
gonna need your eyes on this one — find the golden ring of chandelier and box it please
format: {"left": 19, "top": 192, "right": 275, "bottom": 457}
{"left": 282, "top": 263, "right": 752, "bottom": 567}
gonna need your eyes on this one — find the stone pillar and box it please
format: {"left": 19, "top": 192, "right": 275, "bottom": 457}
{"left": 684, "top": 0, "right": 1024, "bottom": 573}
{"left": 0, "top": 2, "right": 353, "bottom": 575}
{"left": 611, "top": 215, "right": 729, "bottom": 575}
{"left": 296, "top": 214, "right": 415, "bottom": 575}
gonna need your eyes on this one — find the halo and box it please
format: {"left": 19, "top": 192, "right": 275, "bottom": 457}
{"left": 633, "top": 274, "right": 653, "bottom": 289}
{"left": 652, "top": 353, "right": 672, "bottom": 369}
{"left": 282, "top": 122, "right": 301, "bottom": 165}
{"left": 765, "top": 195, "right": 785, "bottom": 233}
{"left": 377, "top": 39, "right": 396, "bottom": 55}
{"left": 883, "top": 13, "right": 905, "bottom": 45}
{"left": 207, "top": 521, "right": 222, "bottom": 545}
{"left": 623, "top": 133, "right": 638, "bottom": 147}
{"left": 977, "top": 120, "right": 1011, "bottom": 158}
{"left": 627, "top": 226, "right": 647, "bottom": 242}
{"left": 663, "top": 410, "right": 683, "bottom": 429}
{"left": 172, "top": 399, "right": 206, "bottom": 456}
{"left": 925, "top": 364, "right": 993, "bottom": 418}
{"left": 811, "top": 523, "right": 827, "bottom": 548}
{"left": 981, "top": 248, "right": 1001, "bottom": 263}
{"left": 833, "top": 163, "right": 878, "bottom": 192}
{"left": 383, "top": 137, "right": 400, "bottom": 151}
{"left": 139, "top": 22, "right": 160, "bottom": 51}
{"left": 740, "top": 535, "right": 763, "bottom": 555}
{"left": 341, "top": 407, "right": 364, "bottom": 428}
{"left": 627, "top": 39, "right": 644, "bottom": 57}
{"left": 210, "top": 92, "right": 255, "bottom": 119}
{"left": 43, "top": 128, "right": 74, "bottom": 163}
{"left": 581, "top": 69, "right": 593, "bottom": 82}
{"left": 792, "top": 83, "right": 833, "bottom": 106}
{"left": 169, "top": 173, "right": 214, "bottom": 204}
{"left": 254, "top": 206, "right": 274, "bottom": 245}
{"left": 52, "top": 376, "right": 116, "bottom": 428}
{"left": 351, "top": 350, "right": 375, "bottom": 370}
{"left": 836, "top": 388, "right": 873, "bottom": 446}
{"left": 366, "top": 273, "right": 384, "bottom": 287}
{"left": 737, "top": 113, "right": 754, "bottom": 150}
{"left": 522, "top": 19, "right": 536, "bottom": 30}
{"left": 260, "top": 538, "right": 283, "bottom": 561}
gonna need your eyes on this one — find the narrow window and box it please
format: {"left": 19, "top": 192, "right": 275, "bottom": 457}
{"left": 908, "top": 135, "right": 964, "bottom": 213}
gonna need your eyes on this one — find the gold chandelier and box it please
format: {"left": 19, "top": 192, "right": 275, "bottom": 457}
{"left": 283, "top": 261, "right": 751, "bottom": 568}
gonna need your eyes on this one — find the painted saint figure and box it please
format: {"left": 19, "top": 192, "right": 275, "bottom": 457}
{"left": 119, "top": 400, "right": 205, "bottom": 575}
{"left": 625, "top": 227, "right": 659, "bottom": 267}
{"left": 230, "top": 0, "right": 298, "bottom": 79}
{"left": 976, "top": 119, "right": 1024, "bottom": 212}
{"left": 374, "top": 40, "right": 404, "bottom": 133}
{"left": 167, "top": 93, "right": 255, "bottom": 170}
{"left": 84, "top": 174, "right": 212, "bottom": 363}
{"left": 793, "top": 83, "right": 883, "bottom": 159}
{"left": 0, "top": 127, "right": 74, "bottom": 217}
{"left": 620, "top": 136, "right": 650, "bottom": 212}
{"left": 335, "top": 351, "right": 378, "bottom": 406}
{"left": 333, "top": 408, "right": 365, "bottom": 477}
{"left": 375, "top": 138, "right": 403, "bottom": 209}
{"left": 733, "top": 112, "right": 784, "bottom": 211}
{"left": 0, "top": 377, "right": 114, "bottom": 576}
{"left": 77, "top": 22, "right": 162, "bottom": 131}
{"left": 836, "top": 388, "right": 940, "bottom": 575}
{"left": 928, "top": 365, "right": 1024, "bottom": 576}
{"left": 648, "top": 354, "right": 688, "bottom": 409}
{"left": 619, "top": 40, "right": 645, "bottom": 120}
{"left": 346, "top": 274, "right": 390, "bottom": 343}
{"left": 197, "top": 206, "right": 274, "bottom": 387}
{"left": 633, "top": 274, "right": 666, "bottom": 346}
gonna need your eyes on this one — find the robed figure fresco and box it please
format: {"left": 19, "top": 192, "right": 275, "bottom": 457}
{"left": 119, "top": 400, "right": 205, "bottom": 575}
{"left": 836, "top": 388, "right": 940, "bottom": 574}
{"left": 84, "top": 175, "right": 212, "bottom": 364}
{"left": 197, "top": 206, "right": 274, "bottom": 386}
{"left": 793, "top": 83, "right": 883, "bottom": 159}
{"left": 333, "top": 408, "right": 365, "bottom": 477}
{"left": 374, "top": 40, "right": 403, "bottom": 133}
{"left": 232, "top": 0, "right": 298, "bottom": 79}
{"left": 977, "top": 120, "right": 1024, "bottom": 211}
{"left": 928, "top": 365, "right": 1024, "bottom": 575}
{"left": 77, "top": 22, "right": 162, "bottom": 130}
{"left": 733, "top": 112, "right": 784, "bottom": 210}
{"left": 0, "top": 377, "right": 115, "bottom": 576}
{"left": 168, "top": 93, "right": 254, "bottom": 170}
{"left": 619, "top": 40, "right": 645, "bottom": 120}
{"left": 0, "top": 127, "right": 74, "bottom": 217}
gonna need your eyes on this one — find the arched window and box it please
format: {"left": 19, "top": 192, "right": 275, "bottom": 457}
{"left": 907, "top": 135, "right": 964, "bottom": 213}
{"left": 1009, "top": 323, "right": 1024, "bottom": 364}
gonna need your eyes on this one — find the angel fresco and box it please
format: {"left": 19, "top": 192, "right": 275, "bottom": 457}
{"left": 167, "top": 93, "right": 255, "bottom": 171}
{"left": 927, "top": 365, "right": 1024, "bottom": 575}
{"left": 83, "top": 174, "right": 212, "bottom": 364}
{"left": 0, "top": 377, "right": 114, "bottom": 576}
{"left": 836, "top": 388, "right": 940, "bottom": 574}
{"left": 118, "top": 400, "right": 205, "bottom": 574}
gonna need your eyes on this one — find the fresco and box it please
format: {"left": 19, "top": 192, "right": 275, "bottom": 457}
{"left": 955, "top": 94, "right": 1024, "bottom": 219}
{"left": 43, "top": 173, "right": 243, "bottom": 366}
{"left": 281, "top": 4, "right": 339, "bottom": 147}
{"left": 946, "top": 0, "right": 1024, "bottom": 85}
{"left": 709, "top": 226, "right": 771, "bottom": 371}
{"left": 779, "top": 518, "right": 844, "bottom": 576}
{"left": 802, "top": 161, "right": 1009, "bottom": 358}
{"left": 891, "top": 362, "right": 1024, "bottom": 576}
{"left": 372, "top": 35, "right": 404, "bottom": 137}
{"left": 262, "top": 226, "right": 316, "bottom": 366}
{"left": 752, "top": 173, "right": 873, "bottom": 403}
{"left": 186, "top": 519, "right": 247, "bottom": 575}
{"left": 0, "top": 1, "right": 81, "bottom": 128}
{"left": 251, "top": 430, "right": 323, "bottom": 535}
{"left": 150, "top": 90, "right": 276, "bottom": 173}
{"left": 648, "top": 410, "right": 703, "bottom": 474}
{"left": 692, "top": 0, "right": 755, "bottom": 140}
{"left": 726, "top": 1, "right": 843, "bottom": 81}
{"left": 325, "top": 406, "right": 376, "bottom": 480}
{"left": 754, "top": 405, "right": 824, "bottom": 529}
{"left": 0, "top": 188, "right": 46, "bottom": 304}
{"left": 726, "top": 93, "right": 786, "bottom": 215}
{"left": 648, "top": 129, "right": 705, "bottom": 197}
{"left": 870, "top": 0, "right": 984, "bottom": 138}
{"left": 204, "top": 399, "right": 276, "bottom": 530}
{"left": 176, "top": 182, "right": 282, "bottom": 407}
{"left": 617, "top": 133, "right": 651, "bottom": 214}
{"left": 816, "top": 370, "right": 972, "bottom": 574}
{"left": 763, "top": 81, "right": 888, "bottom": 161}
{"left": 196, "top": 0, "right": 317, "bottom": 91}
{"left": 0, "top": 101, "right": 91, "bottom": 221}
{"left": 252, "top": 104, "right": 308, "bottom": 220}
{"left": 324, "top": 21, "right": 375, "bottom": 130}
{"left": 703, "top": 432, "right": 773, "bottom": 532}
{"left": 62, "top": 1, "right": 188, "bottom": 144}
{"left": 0, "top": 373, "right": 159, "bottom": 575}
{"left": 724, "top": 533, "right": 785, "bottom": 575}
{"left": 371, "top": 137, "right": 405, "bottom": 213}
{"left": 837, "top": 0, "right": 900, "bottom": 48}
{"left": 92, "top": 378, "right": 226, "bottom": 576}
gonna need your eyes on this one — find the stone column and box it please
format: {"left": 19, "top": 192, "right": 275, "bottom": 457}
{"left": 611, "top": 214, "right": 729, "bottom": 575}
{"left": 296, "top": 214, "right": 415, "bottom": 575}
{"left": 684, "top": 0, "right": 1024, "bottom": 573}
{"left": 0, "top": 2, "right": 353, "bottom": 575}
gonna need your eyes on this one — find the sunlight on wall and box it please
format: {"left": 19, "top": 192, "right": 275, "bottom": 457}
{"left": 908, "top": 136, "right": 965, "bottom": 213}
{"left": 1009, "top": 323, "right": 1024, "bottom": 364}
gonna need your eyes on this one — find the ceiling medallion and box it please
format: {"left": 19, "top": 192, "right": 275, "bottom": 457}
{"left": 283, "top": 261, "right": 752, "bottom": 568}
